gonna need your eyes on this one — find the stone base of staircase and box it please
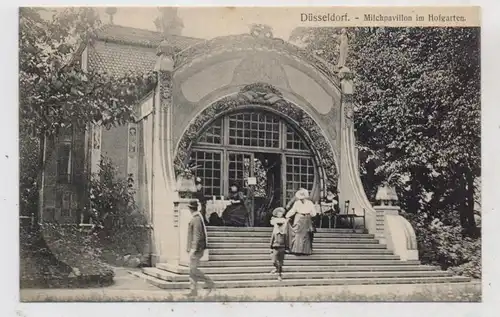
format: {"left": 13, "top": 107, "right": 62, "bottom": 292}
{"left": 136, "top": 227, "right": 470, "bottom": 289}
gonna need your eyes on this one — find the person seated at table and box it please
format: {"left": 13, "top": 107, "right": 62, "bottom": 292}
{"left": 316, "top": 188, "right": 340, "bottom": 228}
{"left": 221, "top": 183, "right": 249, "bottom": 227}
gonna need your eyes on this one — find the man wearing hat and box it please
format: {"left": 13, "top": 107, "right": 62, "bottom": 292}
{"left": 186, "top": 200, "right": 214, "bottom": 296}
{"left": 193, "top": 177, "right": 207, "bottom": 224}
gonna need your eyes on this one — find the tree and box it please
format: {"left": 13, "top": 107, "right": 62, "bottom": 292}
{"left": 289, "top": 27, "right": 480, "bottom": 235}
{"left": 19, "top": 7, "right": 157, "bottom": 226}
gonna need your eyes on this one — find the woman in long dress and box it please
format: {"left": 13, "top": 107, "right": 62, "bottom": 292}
{"left": 221, "top": 184, "right": 249, "bottom": 227}
{"left": 285, "top": 189, "right": 317, "bottom": 255}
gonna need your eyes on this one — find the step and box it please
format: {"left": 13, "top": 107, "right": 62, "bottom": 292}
{"left": 156, "top": 263, "right": 439, "bottom": 275}
{"left": 197, "top": 259, "right": 414, "bottom": 267}
{"left": 208, "top": 237, "right": 379, "bottom": 244}
{"left": 208, "top": 248, "right": 393, "bottom": 255}
{"left": 206, "top": 227, "right": 366, "bottom": 233}
{"left": 132, "top": 272, "right": 471, "bottom": 290}
{"left": 208, "top": 231, "right": 374, "bottom": 238}
{"left": 143, "top": 268, "right": 455, "bottom": 283}
{"left": 208, "top": 242, "right": 387, "bottom": 249}
{"left": 209, "top": 254, "right": 400, "bottom": 261}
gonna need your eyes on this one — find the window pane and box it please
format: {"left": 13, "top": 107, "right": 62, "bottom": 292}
{"left": 227, "top": 112, "right": 280, "bottom": 148}
{"left": 285, "top": 156, "right": 316, "bottom": 202}
{"left": 285, "top": 125, "right": 309, "bottom": 151}
{"left": 197, "top": 118, "right": 223, "bottom": 144}
{"left": 190, "top": 150, "right": 222, "bottom": 197}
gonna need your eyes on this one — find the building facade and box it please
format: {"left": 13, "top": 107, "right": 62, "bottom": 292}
{"left": 39, "top": 20, "right": 419, "bottom": 267}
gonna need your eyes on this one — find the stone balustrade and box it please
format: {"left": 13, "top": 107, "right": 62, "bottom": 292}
{"left": 374, "top": 185, "right": 418, "bottom": 261}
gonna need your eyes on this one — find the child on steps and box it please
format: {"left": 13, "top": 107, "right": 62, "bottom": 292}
{"left": 269, "top": 207, "right": 288, "bottom": 281}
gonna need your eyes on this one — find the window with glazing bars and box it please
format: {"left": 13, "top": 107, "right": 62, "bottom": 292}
{"left": 228, "top": 153, "right": 252, "bottom": 191}
{"left": 190, "top": 150, "right": 222, "bottom": 197}
{"left": 197, "top": 118, "right": 223, "bottom": 144}
{"left": 285, "top": 156, "right": 315, "bottom": 201}
{"left": 285, "top": 126, "right": 309, "bottom": 151}
{"left": 228, "top": 112, "right": 280, "bottom": 148}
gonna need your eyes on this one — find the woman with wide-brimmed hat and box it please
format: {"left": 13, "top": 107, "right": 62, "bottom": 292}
{"left": 285, "top": 188, "right": 317, "bottom": 255}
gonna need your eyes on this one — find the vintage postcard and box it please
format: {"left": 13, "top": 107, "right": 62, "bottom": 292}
{"left": 18, "top": 6, "right": 481, "bottom": 303}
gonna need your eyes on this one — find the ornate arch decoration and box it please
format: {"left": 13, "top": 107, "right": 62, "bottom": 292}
{"left": 174, "top": 83, "right": 339, "bottom": 190}
{"left": 174, "top": 34, "right": 340, "bottom": 90}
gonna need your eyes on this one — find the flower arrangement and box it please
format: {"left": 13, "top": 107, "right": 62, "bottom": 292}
{"left": 175, "top": 161, "right": 200, "bottom": 198}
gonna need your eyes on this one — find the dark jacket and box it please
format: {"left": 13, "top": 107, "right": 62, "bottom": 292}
{"left": 270, "top": 225, "right": 287, "bottom": 249}
{"left": 187, "top": 214, "right": 207, "bottom": 253}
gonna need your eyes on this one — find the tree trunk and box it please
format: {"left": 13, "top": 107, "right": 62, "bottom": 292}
{"left": 408, "top": 168, "right": 421, "bottom": 214}
{"left": 465, "top": 169, "right": 478, "bottom": 237}
{"left": 456, "top": 171, "right": 469, "bottom": 230}
{"left": 34, "top": 132, "right": 46, "bottom": 231}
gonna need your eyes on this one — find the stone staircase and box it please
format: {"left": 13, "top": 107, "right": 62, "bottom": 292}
{"left": 134, "top": 226, "right": 470, "bottom": 289}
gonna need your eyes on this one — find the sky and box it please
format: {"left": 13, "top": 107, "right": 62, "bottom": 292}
{"left": 94, "top": 7, "right": 301, "bottom": 40}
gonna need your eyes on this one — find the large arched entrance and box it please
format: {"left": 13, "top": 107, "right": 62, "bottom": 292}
{"left": 190, "top": 109, "right": 319, "bottom": 226}
{"left": 173, "top": 83, "right": 339, "bottom": 227}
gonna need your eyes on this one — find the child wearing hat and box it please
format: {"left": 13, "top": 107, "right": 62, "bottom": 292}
{"left": 269, "top": 207, "right": 288, "bottom": 281}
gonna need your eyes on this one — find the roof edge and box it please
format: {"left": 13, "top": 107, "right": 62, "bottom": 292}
{"left": 93, "top": 24, "right": 202, "bottom": 50}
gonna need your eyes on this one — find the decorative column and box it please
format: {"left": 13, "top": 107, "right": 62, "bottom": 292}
{"left": 338, "top": 66, "right": 354, "bottom": 206}
{"left": 150, "top": 39, "right": 179, "bottom": 265}
{"left": 151, "top": 39, "right": 205, "bottom": 267}
{"left": 374, "top": 185, "right": 419, "bottom": 261}
{"left": 127, "top": 123, "right": 139, "bottom": 200}
{"left": 338, "top": 65, "right": 377, "bottom": 233}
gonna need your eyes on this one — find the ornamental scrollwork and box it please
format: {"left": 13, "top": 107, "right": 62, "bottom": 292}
{"left": 174, "top": 83, "right": 339, "bottom": 188}
{"left": 158, "top": 72, "right": 172, "bottom": 111}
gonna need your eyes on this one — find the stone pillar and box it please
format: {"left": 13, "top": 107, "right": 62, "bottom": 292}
{"left": 150, "top": 40, "right": 178, "bottom": 265}
{"left": 374, "top": 185, "right": 398, "bottom": 242}
{"left": 374, "top": 185, "right": 419, "bottom": 261}
{"left": 338, "top": 66, "right": 376, "bottom": 234}
{"left": 338, "top": 67, "right": 354, "bottom": 210}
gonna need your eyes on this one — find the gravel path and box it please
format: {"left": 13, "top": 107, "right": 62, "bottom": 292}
{"left": 20, "top": 267, "right": 481, "bottom": 302}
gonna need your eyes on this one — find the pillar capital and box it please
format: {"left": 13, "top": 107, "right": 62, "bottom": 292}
{"left": 154, "top": 40, "right": 175, "bottom": 73}
{"left": 375, "top": 184, "right": 399, "bottom": 207}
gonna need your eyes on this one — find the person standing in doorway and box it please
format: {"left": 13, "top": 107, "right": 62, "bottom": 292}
{"left": 186, "top": 200, "right": 215, "bottom": 297}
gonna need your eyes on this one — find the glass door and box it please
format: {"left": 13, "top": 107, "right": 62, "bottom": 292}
{"left": 283, "top": 154, "right": 316, "bottom": 205}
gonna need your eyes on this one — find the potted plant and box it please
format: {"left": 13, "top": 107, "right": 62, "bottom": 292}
{"left": 175, "top": 161, "right": 200, "bottom": 199}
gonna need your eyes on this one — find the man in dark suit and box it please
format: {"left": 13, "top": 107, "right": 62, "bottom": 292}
{"left": 193, "top": 177, "right": 207, "bottom": 224}
{"left": 186, "top": 200, "right": 214, "bottom": 297}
